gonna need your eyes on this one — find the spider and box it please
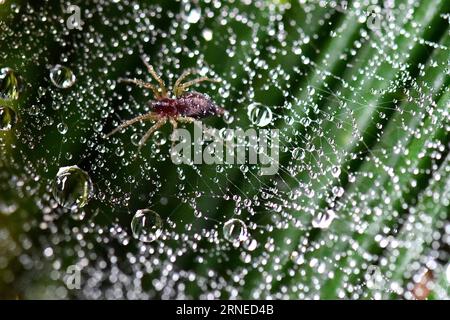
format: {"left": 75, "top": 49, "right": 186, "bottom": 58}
{"left": 105, "top": 56, "right": 224, "bottom": 150}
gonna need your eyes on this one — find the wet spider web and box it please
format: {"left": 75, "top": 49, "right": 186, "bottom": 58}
{"left": 0, "top": 0, "right": 449, "bottom": 299}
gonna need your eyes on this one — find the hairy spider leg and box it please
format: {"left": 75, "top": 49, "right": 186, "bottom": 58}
{"left": 118, "top": 78, "right": 162, "bottom": 99}
{"left": 176, "top": 116, "right": 196, "bottom": 123}
{"left": 138, "top": 118, "right": 167, "bottom": 151}
{"left": 169, "top": 118, "right": 178, "bottom": 130}
{"left": 140, "top": 55, "right": 168, "bottom": 98}
{"left": 173, "top": 69, "right": 196, "bottom": 95}
{"left": 105, "top": 112, "right": 158, "bottom": 138}
{"left": 173, "top": 70, "right": 220, "bottom": 97}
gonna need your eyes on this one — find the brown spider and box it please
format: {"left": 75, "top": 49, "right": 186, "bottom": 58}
{"left": 105, "top": 56, "right": 224, "bottom": 150}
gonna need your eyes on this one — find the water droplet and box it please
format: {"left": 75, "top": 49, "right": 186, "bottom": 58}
{"left": 71, "top": 209, "right": 86, "bottom": 221}
{"left": 187, "top": 8, "right": 201, "bottom": 24}
{"left": 0, "top": 67, "right": 23, "bottom": 100}
{"left": 202, "top": 29, "right": 213, "bottom": 41}
{"left": 131, "top": 133, "right": 141, "bottom": 146}
{"left": 0, "top": 106, "right": 18, "bottom": 131}
{"left": 153, "top": 131, "right": 166, "bottom": 146}
{"left": 300, "top": 117, "right": 311, "bottom": 127}
{"left": 52, "top": 165, "right": 94, "bottom": 210}
{"left": 115, "top": 147, "right": 125, "bottom": 157}
{"left": 332, "top": 186, "right": 344, "bottom": 197}
{"left": 331, "top": 166, "right": 341, "bottom": 178}
{"left": 305, "top": 188, "right": 315, "bottom": 198}
{"left": 247, "top": 102, "right": 273, "bottom": 127}
{"left": 223, "top": 218, "right": 248, "bottom": 244}
{"left": 243, "top": 238, "right": 257, "bottom": 251}
{"left": 223, "top": 111, "right": 234, "bottom": 124}
{"left": 49, "top": 65, "right": 76, "bottom": 89}
{"left": 312, "top": 209, "right": 336, "bottom": 229}
{"left": 292, "top": 147, "right": 305, "bottom": 160}
{"left": 131, "top": 209, "right": 163, "bottom": 243}
{"left": 290, "top": 251, "right": 305, "bottom": 265}
{"left": 57, "top": 122, "right": 68, "bottom": 134}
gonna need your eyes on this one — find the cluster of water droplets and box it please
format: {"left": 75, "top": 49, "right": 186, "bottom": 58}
{"left": 0, "top": 0, "right": 448, "bottom": 299}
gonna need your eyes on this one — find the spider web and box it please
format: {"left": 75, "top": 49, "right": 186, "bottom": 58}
{"left": 0, "top": 0, "right": 449, "bottom": 299}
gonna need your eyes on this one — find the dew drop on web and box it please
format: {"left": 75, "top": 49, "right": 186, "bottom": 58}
{"left": 52, "top": 165, "right": 94, "bottom": 210}
{"left": 49, "top": 64, "right": 76, "bottom": 89}
{"left": 131, "top": 209, "right": 163, "bottom": 243}
{"left": 57, "top": 122, "right": 68, "bottom": 135}
{"left": 312, "top": 209, "right": 336, "bottom": 229}
{"left": 247, "top": 102, "right": 273, "bottom": 127}
{"left": 223, "top": 218, "right": 249, "bottom": 244}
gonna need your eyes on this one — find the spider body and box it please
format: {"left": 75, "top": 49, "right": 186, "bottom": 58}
{"left": 150, "top": 92, "right": 224, "bottom": 119}
{"left": 105, "top": 56, "right": 223, "bottom": 150}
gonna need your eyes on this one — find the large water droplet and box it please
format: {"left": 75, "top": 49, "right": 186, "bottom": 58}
{"left": 52, "top": 165, "right": 94, "bottom": 210}
{"left": 247, "top": 102, "right": 273, "bottom": 127}
{"left": 0, "top": 67, "right": 23, "bottom": 100}
{"left": 49, "top": 65, "right": 76, "bottom": 89}
{"left": 131, "top": 209, "right": 163, "bottom": 243}
{"left": 0, "top": 106, "right": 18, "bottom": 131}
{"left": 223, "top": 218, "right": 249, "bottom": 244}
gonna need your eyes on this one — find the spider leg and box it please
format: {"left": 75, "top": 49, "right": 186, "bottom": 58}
{"left": 140, "top": 55, "right": 168, "bottom": 98}
{"left": 118, "top": 77, "right": 162, "bottom": 99}
{"left": 176, "top": 116, "right": 197, "bottom": 124}
{"left": 169, "top": 118, "right": 178, "bottom": 130}
{"left": 105, "top": 112, "right": 158, "bottom": 138}
{"left": 174, "top": 74, "right": 220, "bottom": 97}
{"left": 173, "top": 69, "right": 196, "bottom": 95}
{"left": 138, "top": 118, "right": 167, "bottom": 151}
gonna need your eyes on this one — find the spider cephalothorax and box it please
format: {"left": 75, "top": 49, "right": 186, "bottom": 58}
{"left": 105, "top": 56, "right": 223, "bottom": 150}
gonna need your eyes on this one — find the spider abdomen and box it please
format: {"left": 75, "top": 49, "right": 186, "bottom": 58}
{"left": 151, "top": 92, "right": 224, "bottom": 119}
